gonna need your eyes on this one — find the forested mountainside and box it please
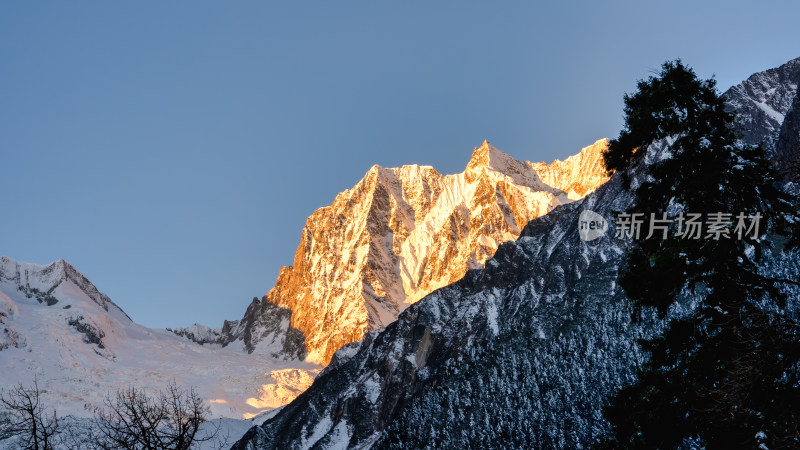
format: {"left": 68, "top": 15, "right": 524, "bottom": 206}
{"left": 234, "top": 57, "right": 800, "bottom": 449}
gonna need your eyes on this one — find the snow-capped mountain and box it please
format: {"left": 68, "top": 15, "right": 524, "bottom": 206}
{"left": 725, "top": 56, "right": 800, "bottom": 155}
{"left": 0, "top": 256, "right": 320, "bottom": 421}
{"left": 0, "top": 140, "right": 609, "bottom": 429}
{"left": 169, "top": 296, "right": 307, "bottom": 360}
{"left": 212, "top": 140, "right": 609, "bottom": 366}
{"left": 232, "top": 57, "right": 800, "bottom": 449}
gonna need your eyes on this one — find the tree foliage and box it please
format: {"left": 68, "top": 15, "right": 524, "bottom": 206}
{"left": 603, "top": 60, "right": 727, "bottom": 176}
{"left": 601, "top": 60, "right": 800, "bottom": 448}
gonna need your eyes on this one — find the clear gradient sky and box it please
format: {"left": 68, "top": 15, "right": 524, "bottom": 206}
{"left": 2, "top": 1, "right": 799, "bottom": 329}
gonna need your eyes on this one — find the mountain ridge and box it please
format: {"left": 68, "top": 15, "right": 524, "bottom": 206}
{"left": 0, "top": 255, "right": 128, "bottom": 319}
{"left": 0, "top": 255, "right": 321, "bottom": 422}
{"left": 187, "top": 139, "right": 610, "bottom": 365}
{"left": 233, "top": 56, "right": 800, "bottom": 449}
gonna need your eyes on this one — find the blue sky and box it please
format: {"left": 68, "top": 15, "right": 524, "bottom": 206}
{"left": 2, "top": 1, "right": 799, "bottom": 329}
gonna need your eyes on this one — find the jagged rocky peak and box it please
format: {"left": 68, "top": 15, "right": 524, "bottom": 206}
{"left": 466, "top": 138, "right": 610, "bottom": 197}
{"left": 725, "top": 56, "right": 800, "bottom": 153}
{"left": 170, "top": 294, "right": 307, "bottom": 360}
{"left": 776, "top": 83, "right": 800, "bottom": 176}
{"left": 465, "top": 140, "right": 541, "bottom": 189}
{"left": 530, "top": 138, "right": 610, "bottom": 198}
{"left": 466, "top": 139, "right": 494, "bottom": 166}
{"left": 466, "top": 139, "right": 519, "bottom": 171}
{"left": 0, "top": 255, "right": 124, "bottom": 316}
{"left": 237, "top": 140, "right": 610, "bottom": 365}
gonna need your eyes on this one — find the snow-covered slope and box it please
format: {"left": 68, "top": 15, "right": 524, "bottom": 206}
{"left": 0, "top": 256, "right": 320, "bottom": 421}
{"left": 725, "top": 56, "right": 800, "bottom": 154}
{"left": 0, "top": 132, "right": 609, "bottom": 435}
{"left": 234, "top": 140, "right": 609, "bottom": 365}
{"left": 169, "top": 295, "right": 307, "bottom": 360}
{"left": 233, "top": 57, "right": 800, "bottom": 449}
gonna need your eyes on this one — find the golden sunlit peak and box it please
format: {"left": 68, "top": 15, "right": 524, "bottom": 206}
{"left": 472, "top": 139, "right": 494, "bottom": 154}
{"left": 467, "top": 139, "right": 507, "bottom": 171}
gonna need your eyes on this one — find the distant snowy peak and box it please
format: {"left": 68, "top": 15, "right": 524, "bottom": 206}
{"left": 0, "top": 255, "right": 321, "bottom": 422}
{"left": 530, "top": 138, "right": 610, "bottom": 198}
{"left": 465, "top": 140, "right": 535, "bottom": 181}
{"left": 246, "top": 139, "right": 610, "bottom": 365}
{"left": 725, "top": 56, "right": 800, "bottom": 153}
{"left": 466, "top": 138, "right": 609, "bottom": 198}
{"left": 0, "top": 255, "right": 137, "bottom": 357}
{"left": 0, "top": 255, "right": 128, "bottom": 320}
{"left": 170, "top": 296, "right": 306, "bottom": 360}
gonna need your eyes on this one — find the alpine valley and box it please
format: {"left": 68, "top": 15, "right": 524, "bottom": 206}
{"left": 2, "top": 56, "right": 799, "bottom": 449}
{"left": 1, "top": 127, "right": 610, "bottom": 445}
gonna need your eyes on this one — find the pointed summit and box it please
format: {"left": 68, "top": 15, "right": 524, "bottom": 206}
{"left": 466, "top": 140, "right": 499, "bottom": 170}
{"left": 0, "top": 255, "right": 129, "bottom": 319}
{"left": 465, "top": 140, "right": 534, "bottom": 185}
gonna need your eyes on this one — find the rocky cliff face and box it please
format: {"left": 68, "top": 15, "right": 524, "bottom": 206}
{"left": 170, "top": 296, "right": 306, "bottom": 360}
{"left": 776, "top": 69, "right": 800, "bottom": 178}
{"left": 254, "top": 139, "right": 609, "bottom": 365}
{"left": 0, "top": 256, "right": 128, "bottom": 318}
{"left": 233, "top": 57, "right": 800, "bottom": 449}
{"left": 725, "top": 56, "right": 800, "bottom": 154}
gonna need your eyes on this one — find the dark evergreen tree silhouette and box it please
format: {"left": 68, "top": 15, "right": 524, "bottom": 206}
{"left": 601, "top": 60, "right": 800, "bottom": 448}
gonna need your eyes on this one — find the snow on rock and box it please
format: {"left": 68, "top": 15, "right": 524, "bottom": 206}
{"left": 725, "top": 56, "right": 800, "bottom": 154}
{"left": 232, "top": 56, "right": 800, "bottom": 450}
{"left": 243, "top": 368, "right": 319, "bottom": 416}
{"left": 253, "top": 139, "right": 609, "bottom": 365}
{"left": 0, "top": 256, "right": 320, "bottom": 421}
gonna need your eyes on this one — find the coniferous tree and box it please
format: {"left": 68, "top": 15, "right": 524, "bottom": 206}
{"left": 601, "top": 61, "right": 800, "bottom": 448}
